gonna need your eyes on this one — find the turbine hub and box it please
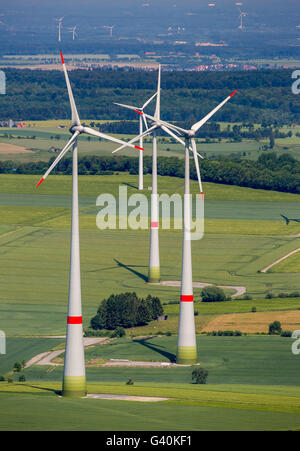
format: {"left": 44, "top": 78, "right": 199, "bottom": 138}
{"left": 187, "top": 130, "right": 195, "bottom": 138}
{"left": 70, "top": 125, "right": 84, "bottom": 134}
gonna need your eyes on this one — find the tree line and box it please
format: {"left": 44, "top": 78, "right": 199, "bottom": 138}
{"left": 1, "top": 152, "right": 300, "bottom": 194}
{"left": 0, "top": 68, "right": 298, "bottom": 125}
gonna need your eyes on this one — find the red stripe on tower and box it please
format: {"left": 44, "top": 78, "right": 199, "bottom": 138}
{"left": 180, "top": 295, "right": 194, "bottom": 302}
{"left": 151, "top": 221, "right": 159, "bottom": 228}
{"left": 67, "top": 316, "right": 82, "bottom": 324}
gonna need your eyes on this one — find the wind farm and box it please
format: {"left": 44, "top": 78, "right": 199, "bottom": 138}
{"left": 1, "top": 0, "right": 300, "bottom": 434}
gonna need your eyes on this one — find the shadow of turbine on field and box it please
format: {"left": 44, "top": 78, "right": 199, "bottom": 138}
{"left": 133, "top": 337, "right": 176, "bottom": 363}
{"left": 114, "top": 259, "right": 148, "bottom": 282}
{"left": 122, "top": 182, "right": 139, "bottom": 190}
{"left": 23, "top": 384, "right": 62, "bottom": 396}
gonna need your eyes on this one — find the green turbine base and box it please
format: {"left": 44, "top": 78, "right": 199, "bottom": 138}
{"left": 62, "top": 375, "right": 87, "bottom": 398}
{"left": 148, "top": 266, "right": 160, "bottom": 283}
{"left": 176, "top": 346, "right": 198, "bottom": 365}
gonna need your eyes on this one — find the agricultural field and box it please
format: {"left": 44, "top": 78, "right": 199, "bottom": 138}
{"left": 0, "top": 122, "right": 299, "bottom": 163}
{"left": 1, "top": 335, "right": 300, "bottom": 430}
{"left": 1, "top": 172, "right": 300, "bottom": 430}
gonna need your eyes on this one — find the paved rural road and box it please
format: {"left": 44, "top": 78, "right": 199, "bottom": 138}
{"left": 102, "top": 359, "right": 180, "bottom": 368}
{"left": 260, "top": 247, "right": 300, "bottom": 273}
{"left": 86, "top": 394, "right": 169, "bottom": 402}
{"left": 25, "top": 337, "right": 108, "bottom": 368}
{"left": 160, "top": 280, "right": 246, "bottom": 297}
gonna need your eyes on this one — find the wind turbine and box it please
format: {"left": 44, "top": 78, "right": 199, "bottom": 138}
{"left": 103, "top": 25, "right": 114, "bottom": 37}
{"left": 68, "top": 26, "right": 78, "bottom": 41}
{"left": 114, "top": 89, "right": 237, "bottom": 363}
{"left": 0, "top": 14, "right": 6, "bottom": 27}
{"left": 114, "top": 92, "right": 157, "bottom": 190}
{"left": 55, "top": 17, "right": 64, "bottom": 42}
{"left": 35, "top": 52, "right": 144, "bottom": 397}
{"left": 113, "top": 66, "right": 203, "bottom": 284}
{"left": 237, "top": 8, "right": 247, "bottom": 30}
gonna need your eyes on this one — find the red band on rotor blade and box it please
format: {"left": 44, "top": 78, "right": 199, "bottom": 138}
{"left": 151, "top": 221, "right": 159, "bottom": 228}
{"left": 134, "top": 146, "right": 144, "bottom": 151}
{"left": 230, "top": 90, "right": 237, "bottom": 97}
{"left": 36, "top": 177, "right": 44, "bottom": 188}
{"left": 201, "top": 192, "right": 204, "bottom": 201}
{"left": 67, "top": 316, "right": 82, "bottom": 324}
{"left": 135, "top": 110, "right": 143, "bottom": 115}
{"left": 60, "top": 51, "right": 65, "bottom": 64}
{"left": 180, "top": 295, "right": 194, "bottom": 302}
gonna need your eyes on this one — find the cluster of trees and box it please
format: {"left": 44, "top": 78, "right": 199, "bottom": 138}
{"left": 90, "top": 292, "right": 164, "bottom": 330}
{"left": 3, "top": 151, "right": 300, "bottom": 194}
{"left": 201, "top": 286, "right": 228, "bottom": 303}
{"left": 1, "top": 68, "right": 298, "bottom": 124}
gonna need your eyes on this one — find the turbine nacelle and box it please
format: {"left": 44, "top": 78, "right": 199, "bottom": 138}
{"left": 70, "top": 125, "right": 84, "bottom": 134}
{"left": 186, "top": 130, "right": 196, "bottom": 138}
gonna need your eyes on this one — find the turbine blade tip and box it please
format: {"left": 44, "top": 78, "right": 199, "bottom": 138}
{"left": 36, "top": 177, "right": 44, "bottom": 188}
{"left": 134, "top": 146, "right": 144, "bottom": 151}
{"left": 230, "top": 90, "right": 237, "bottom": 97}
{"left": 60, "top": 51, "right": 65, "bottom": 64}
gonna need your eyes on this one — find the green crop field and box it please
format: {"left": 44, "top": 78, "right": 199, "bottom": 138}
{"left": 1, "top": 335, "right": 300, "bottom": 431}
{"left": 0, "top": 174, "right": 300, "bottom": 337}
{"left": 1, "top": 172, "right": 300, "bottom": 431}
{"left": 0, "top": 122, "right": 299, "bottom": 163}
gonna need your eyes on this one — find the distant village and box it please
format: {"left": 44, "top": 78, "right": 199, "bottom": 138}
{"left": 0, "top": 120, "right": 27, "bottom": 128}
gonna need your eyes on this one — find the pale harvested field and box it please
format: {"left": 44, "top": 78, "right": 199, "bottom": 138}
{"left": 0, "top": 143, "right": 33, "bottom": 154}
{"left": 203, "top": 310, "right": 300, "bottom": 333}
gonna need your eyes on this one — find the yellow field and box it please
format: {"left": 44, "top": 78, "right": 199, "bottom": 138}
{"left": 0, "top": 143, "right": 33, "bottom": 154}
{"left": 203, "top": 309, "right": 300, "bottom": 333}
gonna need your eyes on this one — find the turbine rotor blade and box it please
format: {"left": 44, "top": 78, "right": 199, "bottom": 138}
{"left": 60, "top": 52, "right": 81, "bottom": 126}
{"left": 142, "top": 113, "right": 148, "bottom": 131}
{"left": 112, "top": 124, "right": 158, "bottom": 154}
{"left": 83, "top": 126, "right": 146, "bottom": 151}
{"left": 191, "top": 138, "right": 204, "bottom": 200}
{"left": 160, "top": 124, "right": 186, "bottom": 146}
{"left": 154, "top": 64, "right": 161, "bottom": 120}
{"left": 114, "top": 102, "right": 139, "bottom": 113}
{"left": 191, "top": 90, "right": 237, "bottom": 134}
{"left": 142, "top": 91, "right": 158, "bottom": 110}
{"left": 161, "top": 124, "right": 204, "bottom": 160}
{"left": 36, "top": 131, "right": 80, "bottom": 187}
{"left": 137, "top": 111, "right": 188, "bottom": 135}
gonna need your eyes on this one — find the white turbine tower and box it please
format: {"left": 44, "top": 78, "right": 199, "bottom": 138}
{"left": 36, "top": 52, "right": 144, "bottom": 397}
{"left": 113, "top": 66, "right": 203, "bottom": 284}
{"left": 114, "top": 89, "right": 237, "bottom": 363}
{"left": 55, "top": 17, "right": 64, "bottom": 42}
{"left": 68, "top": 26, "right": 78, "bottom": 41}
{"left": 114, "top": 92, "right": 157, "bottom": 190}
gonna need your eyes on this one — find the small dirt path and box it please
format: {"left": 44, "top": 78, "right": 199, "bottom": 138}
{"left": 25, "top": 337, "right": 108, "bottom": 368}
{"left": 260, "top": 247, "right": 300, "bottom": 273}
{"left": 160, "top": 280, "right": 246, "bottom": 297}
